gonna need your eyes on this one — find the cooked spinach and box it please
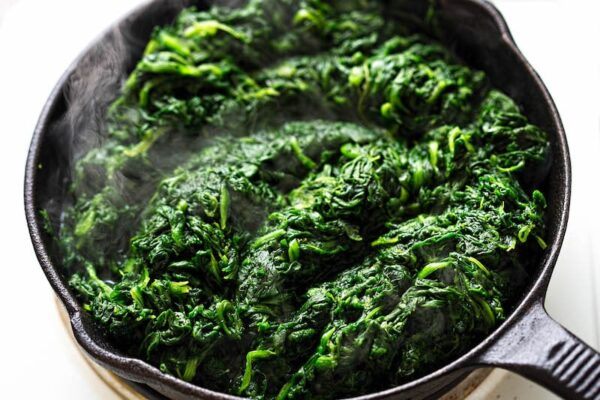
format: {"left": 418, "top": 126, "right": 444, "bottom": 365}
{"left": 58, "top": 0, "right": 550, "bottom": 398}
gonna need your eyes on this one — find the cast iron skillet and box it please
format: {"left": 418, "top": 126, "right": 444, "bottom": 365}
{"left": 24, "top": 0, "right": 600, "bottom": 399}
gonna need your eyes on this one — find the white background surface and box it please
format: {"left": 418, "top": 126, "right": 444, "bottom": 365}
{"left": 0, "top": 0, "right": 598, "bottom": 398}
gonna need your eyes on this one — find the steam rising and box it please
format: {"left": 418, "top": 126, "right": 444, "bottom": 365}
{"left": 39, "top": 1, "right": 549, "bottom": 398}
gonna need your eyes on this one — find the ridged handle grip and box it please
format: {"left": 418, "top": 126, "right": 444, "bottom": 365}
{"left": 548, "top": 340, "right": 600, "bottom": 398}
{"left": 477, "top": 300, "right": 600, "bottom": 399}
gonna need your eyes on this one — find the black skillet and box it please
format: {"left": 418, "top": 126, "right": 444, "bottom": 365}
{"left": 24, "top": 0, "right": 600, "bottom": 399}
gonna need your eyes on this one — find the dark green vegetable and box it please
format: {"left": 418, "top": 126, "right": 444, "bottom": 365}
{"left": 57, "top": 1, "right": 550, "bottom": 399}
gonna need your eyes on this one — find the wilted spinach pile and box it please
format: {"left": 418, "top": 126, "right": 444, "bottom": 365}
{"left": 59, "top": 0, "right": 550, "bottom": 398}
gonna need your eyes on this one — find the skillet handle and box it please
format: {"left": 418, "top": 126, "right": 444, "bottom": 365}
{"left": 475, "top": 300, "right": 600, "bottom": 399}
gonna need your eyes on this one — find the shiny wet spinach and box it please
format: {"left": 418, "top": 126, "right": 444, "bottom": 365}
{"left": 59, "top": 0, "right": 550, "bottom": 398}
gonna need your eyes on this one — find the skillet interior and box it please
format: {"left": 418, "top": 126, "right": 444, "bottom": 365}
{"left": 25, "top": 0, "right": 570, "bottom": 399}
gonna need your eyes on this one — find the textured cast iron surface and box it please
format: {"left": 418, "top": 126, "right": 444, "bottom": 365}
{"left": 24, "top": 0, "right": 599, "bottom": 399}
{"left": 478, "top": 301, "right": 600, "bottom": 399}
